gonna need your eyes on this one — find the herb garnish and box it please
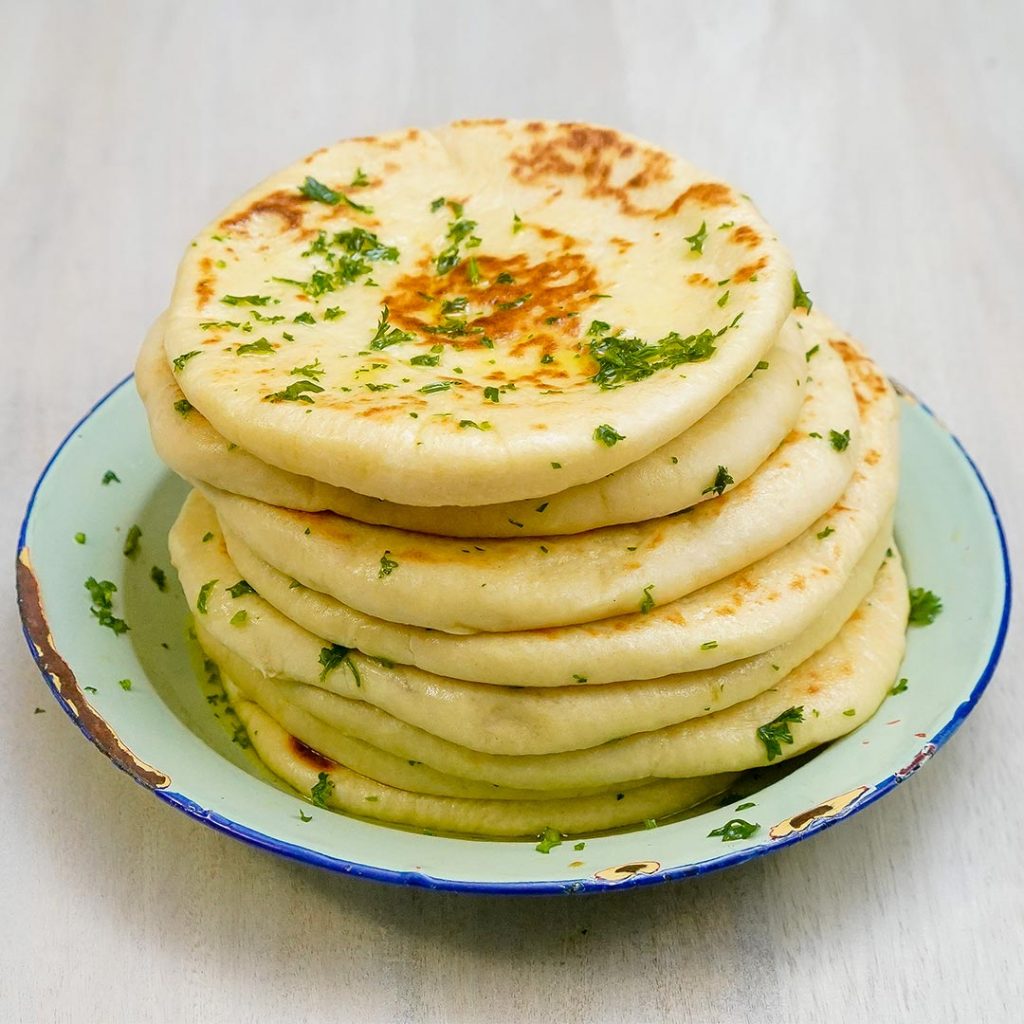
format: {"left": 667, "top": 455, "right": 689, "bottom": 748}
{"left": 829, "top": 429, "right": 851, "bottom": 452}
{"left": 378, "top": 551, "right": 399, "bottom": 578}
{"left": 84, "top": 577, "right": 129, "bottom": 635}
{"left": 587, "top": 314, "right": 742, "bottom": 389}
{"left": 318, "top": 644, "right": 359, "bottom": 686}
{"left": 350, "top": 167, "right": 370, "bottom": 187}
{"left": 74, "top": 532, "right": 86, "bottom": 545}
{"left": 221, "top": 294, "right": 272, "bottom": 306}
{"left": 593, "top": 423, "right": 625, "bottom": 447}
{"left": 640, "top": 584, "right": 655, "bottom": 614}
{"left": 265, "top": 380, "right": 324, "bottom": 403}
{"left": 174, "top": 398, "right": 193, "bottom": 416}
{"left": 816, "top": 526, "right": 835, "bottom": 540}
{"left": 150, "top": 566, "right": 167, "bottom": 591}
{"left": 535, "top": 826, "right": 563, "bottom": 854}
{"left": 172, "top": 350, "right": 201, "bottom": 372}
{"left": 122, "top": 524, "right": 142, "bottom": 558}
{"left": 310, "top": 771, "right": 334, "bottom": 808}
{"left": 756, "top": 706, "right": 804, "bottom": 761}
{"left": 298, "top": 175, "right": 341, "bottom": 204}
{"left": 369, "top": 304, "right": 415, "bottom": 350}
{"left": 684, "top": 220, "right": 708, "bottom": 255}
{"left": 707, "top": 818, "right": 760, "bottom": 842}
{"left": 483, "top": 386, "right": 500, "bottom": 403}
{"left": 805, "top": 344, "right": 820, "bottom": 362}
{"left": 793, "top": 273, "right": 813, "bottom": 312}
{"left": 196, "top": 579, "right": 218, "bottom": 614}
{"left": 702, "top": 465, "right": 733, "bottom": 497}
{"left": 890, "top": 678, "right": 909, "bottom": 696}
{"left": 101, "top": 470, "right": 120, "bottom": 485}
{"left": 236, "top": 338, "right": 275, "bottom": 355}
{"left": 436, "top": 211, "right": 481, "bottom": 275}
{"left": 119, "top": 678, "right": 132, "bottom": 692}
{"left": 290, "top": 360, "right": 325, "bottom": 379}
{"left": 700, "top": 640, "right": 719, "bottom": 650}
{"left": 908, "top": 588, "right": 943, "bottom": 626}
{"left": 227, "top": 579, "right": 256, "bottom": 599}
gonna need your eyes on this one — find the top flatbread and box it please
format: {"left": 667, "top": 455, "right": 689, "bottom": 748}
{"left": 162, "top": 119, "right": 794, "bottom": 506}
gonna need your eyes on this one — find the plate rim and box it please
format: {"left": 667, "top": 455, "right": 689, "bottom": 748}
{"left": 15, "top": 375, "right": 1013, "bottom": 896}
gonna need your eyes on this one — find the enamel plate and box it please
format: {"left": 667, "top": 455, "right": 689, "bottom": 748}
{"left": 16, "top": 378, "right": 1010, "bottom": 894}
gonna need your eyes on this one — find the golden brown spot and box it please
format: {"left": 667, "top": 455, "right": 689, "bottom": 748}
{"left": 508, "top": 124, "right": 674, "bottom": 217}
{"left": 656, "top": 182, "right": 734, "bottom": 219}
{"left": 453, "top": 117, "right": 507, "bottom": 127}
{"left": 289, "top": 736, "right": 337, "bottom": 772}
{"left": 715, "top": 605, "right": 737, "bottom": 617}
{"left": 221, "top": 188, "right": 309, "bottom": 234}
{"left": 864, "top": 448, "right": 881, "bottom": 466}
{"left": 664, "top": 612, "right": 686, "bottom": 626}
{"left": 687, "top": 273, "right": 715, "bottom": 288}
{"left": 610, "top": 236, "right": 634, "bottom": 254}
{"left": 383, "top": 241, "right": 599, "bottom": 366}
{"left": 789, "top": 575, "right": 806, "bottom": 591}
{"left": 302, "top": 147, "right": 328, "bottom": 165}
{"left": 730, "top": 225, "right": 762, "bottom": 249}
{"left": 733, "top": 256, "right": 768, "bottom": 282}
{"left": 195, "top": 256, "right": 214, "bottom": 308}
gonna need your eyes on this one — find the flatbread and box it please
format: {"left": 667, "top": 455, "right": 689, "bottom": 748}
{"left": 228, "top": 689, "right": 736, "bottom": 836}
{"left": 138, "top": 311, "right": 805, "bottom": 536}
{"left": 207, "top": 552, "right": 909, "bottom": 792}
{"left": 184, "top": 504, "right": 889, "bottom": 753}
{"left": 162, "top": 119, "right": 794, "bottom": 505}
{"left": 200, "top": 315, "right": 866, "bottom": 633}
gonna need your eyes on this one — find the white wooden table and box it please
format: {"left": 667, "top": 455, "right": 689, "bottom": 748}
{"left": 3, "top": 2, "right": 1021, "bottom": 1021}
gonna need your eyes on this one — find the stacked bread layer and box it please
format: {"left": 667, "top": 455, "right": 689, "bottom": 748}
{"left": 144, "top": 120, "right": 907, "bottom": 837}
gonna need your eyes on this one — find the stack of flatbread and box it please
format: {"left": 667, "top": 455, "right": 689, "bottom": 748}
{"left": 141, "top": 120, "right": 907, "bottom": 838}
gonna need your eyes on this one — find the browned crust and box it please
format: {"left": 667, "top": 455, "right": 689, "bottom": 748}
{"left": 16, "top": 550, "right": 170, "bottom": 789}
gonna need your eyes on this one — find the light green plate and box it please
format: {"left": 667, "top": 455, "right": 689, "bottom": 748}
{"left": 16, "top": 377, "right": 1010, "bottom": 894}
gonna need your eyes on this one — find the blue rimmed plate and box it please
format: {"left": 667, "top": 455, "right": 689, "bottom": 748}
{"left": 16, "top": 378, "right": 1010, "bottom": 894}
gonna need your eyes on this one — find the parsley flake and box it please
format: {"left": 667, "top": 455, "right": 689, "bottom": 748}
{"left": 829, "top": 428, "right": 851, "bottom": 452}
{"left": 640, "top": 584, "right": 655, "bottom": 615}
{"left": 701, "top": 465, "right": 733, "bottom": 497}
{"left": 150, "top": 566, "right": 167, "bottom": 591}
{"left": 378, "top": 551, "right": 399, "bottom": 578}
{"left": 172, "top": 350, "right": 201, "bottom": 372}
{"left": 101, "top": 470, "right": 120, "bottom": 485}
{"left": 756, "top": 706, "right": 804, "bottom": 761}
{"left": 310, "top": 771, "right": 334, "bottom": 808}
{"left": 684, "top": 220, "right": 708, "bottom": 255}
{"left": 708, "top": 818, "right": 759, "bottom": 842}
{"left": 792, "top": 273, "right": 813, "bottom": 312}
{"left": 594, "top": 423, "right": 625, "bottom": 447}
{"left": 84, "top": 577, "right": 129, "bottom": 635}
{"left": 890, "top": 677, "right": 909, "bottom": 696}
{"left": 196, "top": 579, "right": 218, "bottom": 614}
{"left": 908, "top": 588, "right": 943, "bottom": 626}
{"left": 265, "top": 380, "right": 324, "bottom": 404}
{"left": 298, "top": 175, "right": 341, "bottom": 205}
{"left": 535, "top": 826, "right": 563, "bottom": 854}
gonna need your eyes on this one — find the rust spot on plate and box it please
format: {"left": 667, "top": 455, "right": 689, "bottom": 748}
{"left": 16, "top": 550, "right": 170, "bottom": 789}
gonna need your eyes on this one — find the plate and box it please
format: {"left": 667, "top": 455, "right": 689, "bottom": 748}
{"left": 16, "top": 377, "right": 1010, "bottom": 894}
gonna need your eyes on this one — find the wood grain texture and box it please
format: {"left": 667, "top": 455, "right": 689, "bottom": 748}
{"left": 2, "top": 2, "right": 1021, "bottom": 1021}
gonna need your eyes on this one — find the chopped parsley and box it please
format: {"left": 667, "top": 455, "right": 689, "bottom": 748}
{"left": 890, "top": 677, "right": 909, "bottom": 696}
{"left": 409, "top": 352, "right": 441, "bottom": 367}
{"left": 84, "top": 577, "right": 129, "bottom": 635}
{"left": 593, "top": 423, "right": 625, "bottom": 447}
{"left": 174, "top": 399, "right": 193, "bottom": 417}
{"left": 172, "top": 350, "right": 201, "bottom": 372}
{"left": 230, "top": 610, "right": 248, "bottom": 626}
{"left": 512, "top": 212, "right": 524, "bottom": 233}
{"left": 717, "top": 290, "right": 730, "bottom": 307}
{"left": 250, "top": 310, "right": 285, "bottom": 324}
{"left": 298, "top": 809, "right": 313, "bottom": 823}
{"left": 908, "top": 588, "right": 943, "bottom": 626}
{"left": 419, "top": 380, "right": 453, "bottom": 394}
{"left": 293, "top": 311, "right": 316, "bottom": 325}
{"left": 236, "top": 338, "right": 275, "bottom": 355}
{"left": 707, "top": 818, "right": 759, "bottom": 842}
{"left": 118, "top": 678, "right": 132, "bottom": 692}
{"left": 817, "top": 526, "right": 835, "bottom": 540}
{"left": 319, "top": 644, "right": 357, "bottom": 684}
{"left": 290, "top": 359, "right": 325, "bottom": 379}
{"left": 701, "top": 465, "right": 733, "bottom": 497}
{"left": 551, "top": 461, "right": 562, "bottom": 469}
{"left": 483, "top": 386, "right": 500, "bottom": 403}
{"left": 196, "top": 579, "right": 218, "bottom": 614}
{"left": 221, "top": 294, "right": 272, "bottom": 306}
{"left": 227, "top": 579, "right": 256, "bottom": 599}
{"left": 436, "top": 211, "right": 481, "bottom": 275}
{"left": 350, "top": 167, "right": 370, "bottom": 187}
{"left": 640, "top": 584, "right": 655, "bottom": 614}
{"left": 150, "top": 566, "right": 167, "bottom": 591}
{"left": 684, "top": 220, "right": 708, "bottom": 255}
{"left": 202, "top": 531, "right": 214, "bottom": 543}
{"left": 756, "top": 706, "right": 804, "bottom": 761}
{"left": 700, "top": 640, "right": 719, "bottom": 650}
{"left": 369, "top": 305, "right": 415, "bottom": 350}
{"left": 430, "top": 197, "right": 446, "bottom": 212}
{"left": 310, "top": 771, "right": 334, "bottom": 808}
{"left": 842, "top": 708, "right": 856, "bottom": 717}
{"left": 74, "top": 532, "right": 86, "bottom": 545}
{"left": 378, "top": 551, "right": 399, "bottom": 578}
{"left": 458, "top": 419, "right": 491, "bottom": 430}
{"left": 101, "top": 470, "right": 120, "bottom": 485}
{"left": 298, "top": 175, "right": 342, "bottom": 204}
{"left": 829, "top": 429, "right": 851, "bottom": 451}
{"left": 587, "top": 314, "right": 742, "bottom": 389}
{"left": 535, "top": 826, "right": 563, "bottom": 854}
{"left": 792, "top": 273, "right": 813, "bottom": 312}
{"left": 805, "top": 344, "right": 820, "bottom": 362}
{"left": 324, "top": 306, "right": 344, "bottom": 320}
{"left": 265, "top": 379, "right": 324, "bottom": 403}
